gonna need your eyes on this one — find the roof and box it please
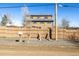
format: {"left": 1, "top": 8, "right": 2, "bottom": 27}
{"left": 30, "top": 15, "right": 52, "bottom": 17}
{"left": 29, "top": 20, "right": 54, "bottom": 22}
{"left": 67, "top": 27, "right": 79, "bottom": 30}
{"left": 59, "top": 27, "right": 79, "bottom": 30}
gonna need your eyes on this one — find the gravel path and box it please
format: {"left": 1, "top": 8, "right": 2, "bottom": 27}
{"left": 0, "top": 38, "right": 78, "bottom": 47}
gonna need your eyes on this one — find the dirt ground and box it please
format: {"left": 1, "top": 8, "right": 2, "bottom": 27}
{"left": 0, "top": 45, "right": 78, "bottom": 56}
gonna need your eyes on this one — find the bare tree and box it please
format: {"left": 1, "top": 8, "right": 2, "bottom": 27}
{"left": 21, "top": 5, "right": 31, "bottom": 27}
{"left": 60, "top": 19, "right": 70, "bottom": 39}
{"left": 1, "top": 14, "right": 11, "bottom": 26}
{"left": 61, "top": 18, "right": 70, "bottom": 29}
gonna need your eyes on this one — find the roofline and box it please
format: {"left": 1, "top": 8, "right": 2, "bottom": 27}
{"left": 30, "top": 15, "right": 53, "bottom": 16}
{"left": 29, "top": 20, "right": 54, "bottom": 22}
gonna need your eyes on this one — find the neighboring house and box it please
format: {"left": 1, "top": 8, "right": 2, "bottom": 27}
{"left": 27, "top": 15, "right": 54, "bottom": 29}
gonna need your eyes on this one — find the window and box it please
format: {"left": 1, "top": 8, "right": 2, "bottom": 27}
{"left": 44, "top": 22, "right": 47, "bottom": 25}
{"left": 37, "top": 22, "right": 40, "bottom": 24}
{"left": 47, "top": 16, "right": 52, "bottom": 20}
{"left": 39, "top": 16, "right": 45, "bottom": 20}
{"left": 33, "top": 16, "right": 38, "bottom": 19}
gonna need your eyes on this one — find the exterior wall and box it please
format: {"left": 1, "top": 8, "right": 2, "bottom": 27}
{"left": 30, "top": 15, "right": 53, "bottom": 26}
{"left": 30, "top": 15, "right": 52, "bottom": 20}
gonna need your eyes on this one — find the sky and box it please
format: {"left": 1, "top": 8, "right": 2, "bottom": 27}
{"left": 0, "top": 3, "right": 79, "bottom": 27}
{"left": 58, "top": 3, "right": 79, "bottom": 27}
{"left": 0, "top": 3, "right": 54, "bottom": 26}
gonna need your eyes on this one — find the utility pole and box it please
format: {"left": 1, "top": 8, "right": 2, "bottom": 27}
{"left": 55, "top": 3, "right": 58, "bottom": 40}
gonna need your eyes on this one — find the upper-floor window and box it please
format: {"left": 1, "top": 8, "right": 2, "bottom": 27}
{"left": 39, "top": 16, "right": 45, "bottom": 20}
{"left": 32, "top": 16, "right": 38, "bottom": 19}
{"left": 47, "top": 16, "right": 52, "bottom": 20}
